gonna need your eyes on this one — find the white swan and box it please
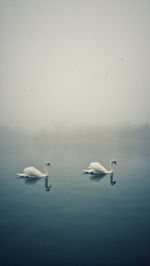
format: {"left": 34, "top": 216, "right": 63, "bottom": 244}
{"left": 83, "top": 160, "right": 117, "bottom": 175}
{"left": 17, "top": 161, "right": 51, "bottom": 178}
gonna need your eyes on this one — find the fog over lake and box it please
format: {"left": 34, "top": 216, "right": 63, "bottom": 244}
{"left": 1, "top": 0, "right": 150, "bottom": 129}
{"left": 0, "top": 124, "right": 149, "bottom": 170}
{"left": 1, "top": 0, "right": 150, "bottom": 265}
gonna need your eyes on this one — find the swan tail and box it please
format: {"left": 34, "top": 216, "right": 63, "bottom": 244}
{"left": 17, "top": 173, "right": 28, "bottom": 177}
{"left": 83, "top": 169, "right": 97, "bottom": 174}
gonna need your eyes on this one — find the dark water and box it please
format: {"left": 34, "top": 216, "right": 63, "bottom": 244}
{"left": 0, "top": 142, "right": 150, "bottom": 265}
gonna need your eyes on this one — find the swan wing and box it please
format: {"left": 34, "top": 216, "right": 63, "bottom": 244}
{"left": 89, "top": 162, "right": 108, "bottom": 174}
{"left": 23, "top": 167, "right": 45, "bottom": 177}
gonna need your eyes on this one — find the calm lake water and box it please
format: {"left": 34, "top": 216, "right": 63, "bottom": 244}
{"left": 0, "top": 146, "right": 150, "bottom": 266}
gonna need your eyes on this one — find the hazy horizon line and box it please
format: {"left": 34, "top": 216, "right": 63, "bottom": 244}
{"left": 0, "top": 121, "right": 150, "bottom": 133}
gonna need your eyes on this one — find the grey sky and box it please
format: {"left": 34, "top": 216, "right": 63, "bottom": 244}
{"left": 0, "top": 0, "right": 150, "bottom": 130}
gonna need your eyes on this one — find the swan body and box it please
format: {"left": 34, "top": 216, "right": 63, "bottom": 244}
{"left": 83, "top": 160, "right": 117, "bottom": 175}
{"left": 17, "top": 161, "right": 51, "bottom": 178}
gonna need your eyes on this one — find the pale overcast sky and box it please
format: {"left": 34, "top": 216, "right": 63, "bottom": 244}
{"left": 0, "top": 0, "right": 150, "bottom": 129}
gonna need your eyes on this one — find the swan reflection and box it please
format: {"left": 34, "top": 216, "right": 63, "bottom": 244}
{"left": 45, "top": 176, "right": 52, "bottom": 191}
{"left": 89, "top": 173, "right": 116, "bottom": 185}
{"left": 110, "top": 173, "right": 116, "bottom": 185}
{"left": 18, "top": 176, "right": 52, "bottom": 191}
{"left": 24, "top": 176, "right": 41, "bottom": 185}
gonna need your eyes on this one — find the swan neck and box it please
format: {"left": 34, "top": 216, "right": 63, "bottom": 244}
{"left": 110, "top": 161, "right": 113, "bottom": 172}
{"left": 44, "top": 163, "right": 48, "bottom": 176}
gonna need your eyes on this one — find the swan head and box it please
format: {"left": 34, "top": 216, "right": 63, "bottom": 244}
{"left": 111, "top": 160, "right": 117, "bottom": 166}
{"left": 45, "top": 161, "right": 51, "bottom": 167}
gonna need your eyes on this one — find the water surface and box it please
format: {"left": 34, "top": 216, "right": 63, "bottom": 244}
{"left": 0, "top": 138, "right": 150, "bottom": 266}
